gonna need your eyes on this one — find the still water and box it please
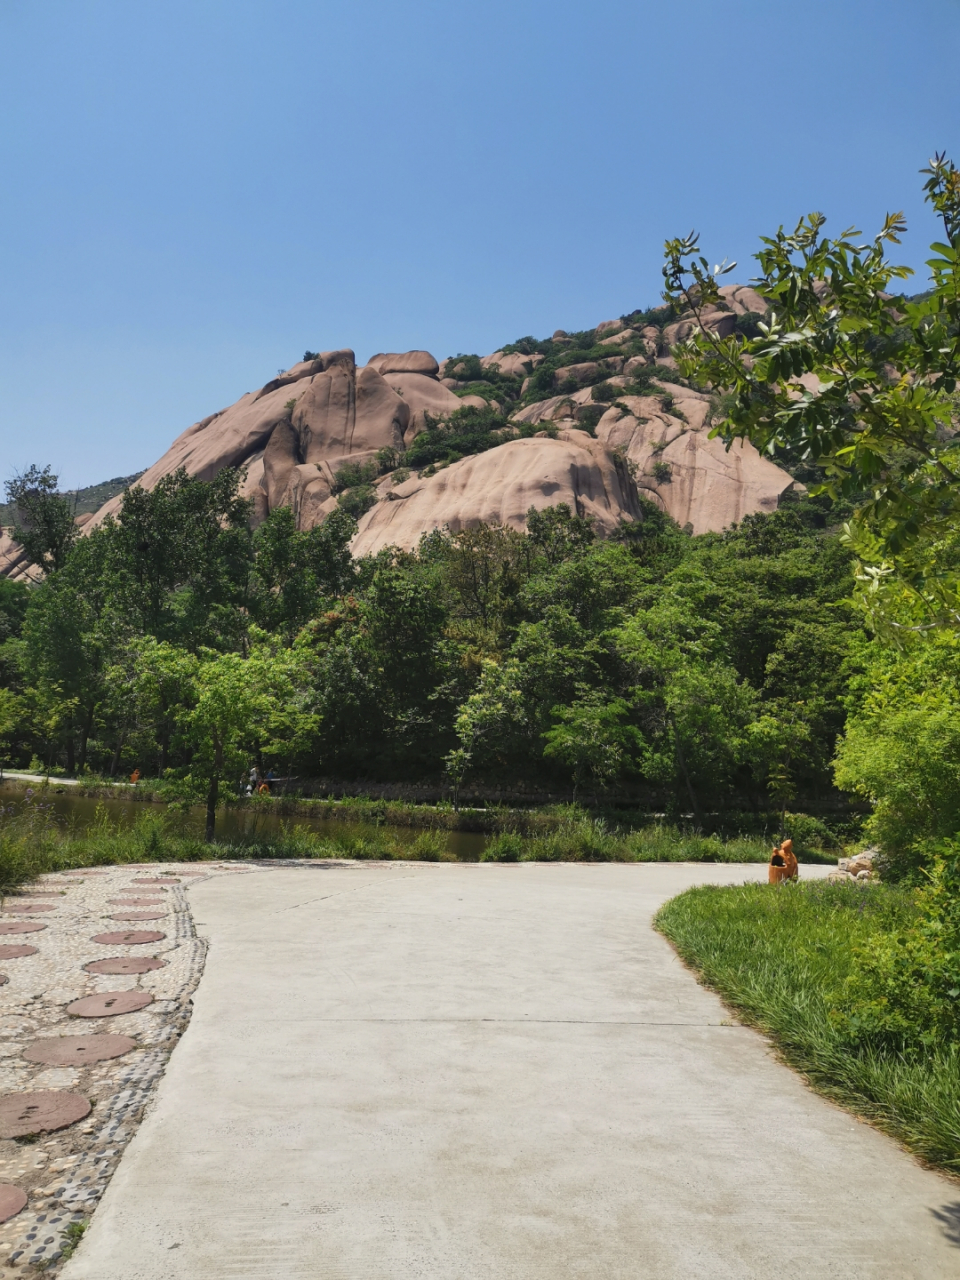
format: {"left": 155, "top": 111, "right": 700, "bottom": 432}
{"left": 0, "top": 781, "right": 488, "bottom": 860}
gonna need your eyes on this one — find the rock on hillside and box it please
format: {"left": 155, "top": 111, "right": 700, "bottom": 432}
{"left": 11, "top": 285, "right": 800, "bottom": 568}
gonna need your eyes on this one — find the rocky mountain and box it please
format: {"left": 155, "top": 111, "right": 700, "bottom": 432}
{"left": 2, "top": 286, "right": 800, "bottom": 577}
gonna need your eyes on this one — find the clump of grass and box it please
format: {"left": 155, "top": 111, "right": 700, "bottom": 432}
{"left": 625, "top": 825, "right": 770, "bottom": 863}
{"left": 655, "top": 880, "right": 960, "bottom": 1174}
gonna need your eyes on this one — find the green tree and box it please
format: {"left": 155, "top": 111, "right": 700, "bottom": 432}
{"left": 250, "top": 505, "right": 357, "bottom": 639}
{"left": 100, "top": 467, "right": 253, "bottom": 648}
{"left": 161, "top": 636, "right": 311, "bottom": 840}
{"left": 543, "top": 692, "right": 639, "bottom": 801}
{"left": 4, "top": 465, "right": 77, "bottom": 573}
{"left": 834, "top": 633, "right": 960, "bottom": 880}
{"left": 617, "top": 601, "right": 756, "bottom": 821}
{"left": 663, "top": 153, "right": 960, "bottom": 632}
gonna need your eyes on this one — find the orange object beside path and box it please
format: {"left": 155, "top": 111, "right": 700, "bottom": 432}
{"left": 768, "top": 838, "right": 799, "bottom": 884}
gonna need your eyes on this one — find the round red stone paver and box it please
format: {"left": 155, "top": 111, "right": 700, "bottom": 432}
{"left": 107, "top": 911, "right": 167, "bottom": 921}
{"left": 2, "top": 903, "right": 55, "bottom": 913}
{"left": 0, "top": 945, "right": 38, "bottom": 959}
{"left": 83, "top": 956, "right": 166, "bottom": 975}
{"left": 17, "top": 890, "right": 65, "bottom": 897}
{"left": 0, "top": 1091, "right": 91, "bottom": 1138}
{"left": 0, "top": 976, "right": 7, "bottom": 986}
{"left": 66, "top": 991, "right": 154, "bottom": 1018}
{"left": 107, "top": 898, "right": 164, "bottom": 906}
{"left": 132, "top": 878, "right": 179, "bottom": 884}
{"left": 0, "top": 922, "right": 46, "bottom": 936}
{"left": 91, "top": 930, "right": 166, "bottom": 945}
{"left": 0, "top": 1184, "right": 27, "bottom": 1223}
{"left": 23, "top": 1034, "right": 136, "bottom": 1066}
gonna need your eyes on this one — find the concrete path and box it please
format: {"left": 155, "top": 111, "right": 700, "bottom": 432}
{"left": 63, "top": 863, "right": 960, "bottom": 1279}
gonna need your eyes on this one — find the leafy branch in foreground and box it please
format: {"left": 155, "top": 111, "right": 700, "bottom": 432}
{"left": 662, "top": 154, "right": 960, "bottom": 634}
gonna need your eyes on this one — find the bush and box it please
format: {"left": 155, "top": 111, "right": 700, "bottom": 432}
{"left": 336, "top": 485, "right": 377, "bottom": 519}
{"left": 480, "top": 831, "right": 524, "bottom": 861}
{"left": 591, "top": 381, "right": 620, "bottom": 403}
{"left": 332, "top": 460, "right": 378, "bottom": 494}
{"left": 834, "top": 635, "right": 960, "bottom": 881}
{"left": 832, "top": 838, "right": 960, "bottom": 1051}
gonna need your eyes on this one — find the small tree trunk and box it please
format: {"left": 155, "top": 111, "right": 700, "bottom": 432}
{"left": 672, "top": 724, "right": 703, "bottom": 828}
{"left": 65, "top": 734, "right": 76, "bottom": 776}
{"left": 205, "top": 775, "right": 219, "bottom": 843}
{"left": 79, "top": 704, "right": 96, "bottom": 774}
{"left": 109, "top": 736, "right": 126, "bottom": 778}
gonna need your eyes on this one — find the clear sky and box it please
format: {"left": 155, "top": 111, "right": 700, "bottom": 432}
{"left": 1, "top": 0, "right": 958, "bottom": 489}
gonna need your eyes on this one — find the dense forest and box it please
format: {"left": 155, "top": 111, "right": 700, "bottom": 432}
{"left": 0, "top": 464, "right": 857, "bottom": 821}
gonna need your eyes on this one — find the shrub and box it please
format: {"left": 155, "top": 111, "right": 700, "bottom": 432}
{"left": 336, "top": 485, "right": 377, "bottom": 519}
{"left": 652, "top": 461, "right": 672, "bottom": 484}
{"left": 332, "top": 460, "right": 378, "bottom": 494}
{"left": 480, "top": 831, "right": 524, "bottom": 861}
{"left": 832, "top": 838, "right": 960, "bottom": 1051}
{"left": 407, "top": 830, "right": 456, "bottom": 861}
{"left": 591, "top": 381, "right": 620, "bottom": 403}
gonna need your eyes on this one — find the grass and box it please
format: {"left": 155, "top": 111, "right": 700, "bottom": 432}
{"left": 0, "top": 790, "right": 829, "bottom": 891}
{"left": 655, "top": 880, "right": 960, "bottom": 1175}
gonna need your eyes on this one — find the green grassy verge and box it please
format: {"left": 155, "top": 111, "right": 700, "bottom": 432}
{"left": 655, "top": 881, "right": 960, "bottom": 1175}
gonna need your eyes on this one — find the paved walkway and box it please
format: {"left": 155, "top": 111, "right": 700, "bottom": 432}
{"left": 63, "top": 863, "right": 959, "bottom": 1279}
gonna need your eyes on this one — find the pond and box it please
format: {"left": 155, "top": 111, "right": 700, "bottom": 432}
{"left": 0, "top": 780, "right": 489, "bottom": 860}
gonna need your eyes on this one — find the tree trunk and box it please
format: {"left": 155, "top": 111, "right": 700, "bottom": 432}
{"left": 65, "top": 734, "right": 75, "bottom": 777}
{"left": 109, "top": 736, "right": 126, "bottom": 778}
{"left": 672, "top": 724, "right": 703, "bottom": 828}
{"left": 158, "top": 731, "right": 169, "bottom": 777}
{"left": 79, "top": 704, "right": 96, "bottom": 774}
{"left": 205, "top": 775, "right": 219, "bottom": 843}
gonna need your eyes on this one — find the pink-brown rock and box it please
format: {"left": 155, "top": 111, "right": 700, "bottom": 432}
{"left": 68, "top": 292, "right": 799, "bottom": 558}
{"left": 351, "top": 433, "right": 640, "bottom": 557}
{"left": 595, "top": 388, "right": 799, "bottom": 533}
{"left": 367, "top": 351, "right": 440, "bottom": 377}
{"left": 378, "top": 372, "right": 463, "bottom": 445}
{"left": 479, "top": 351, "right": 544, "bottom": 377}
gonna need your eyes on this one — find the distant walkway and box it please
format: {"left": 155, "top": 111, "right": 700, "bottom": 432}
{"left": 63, "top": 863, "right": 959, "bottom": 1279}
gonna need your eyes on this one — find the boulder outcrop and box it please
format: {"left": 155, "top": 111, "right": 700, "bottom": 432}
{"left": 351, "top": 431, "right": 640, "bottom": 556}
{"left": 2, "top": 284, "right": 801, "bottom": 577}
{"left": 595, "top": 384, "right": 799, "bottom": 534}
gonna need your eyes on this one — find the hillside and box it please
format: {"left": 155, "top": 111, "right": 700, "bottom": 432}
{"left": 3, "top": 288, "right": 799, "bottom": 579}
{"left": 0, "top": 471, "right": 143, "bottom": 527}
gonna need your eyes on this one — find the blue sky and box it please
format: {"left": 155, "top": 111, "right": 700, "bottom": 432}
{"left": 1, "top": 0, "right": 958, "bottom": 488}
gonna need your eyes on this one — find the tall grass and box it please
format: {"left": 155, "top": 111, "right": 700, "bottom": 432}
{"left": 480, "top": 817, "right": 772, "bottom": 863}
{"left": 655, "top": 881, "right": 960, "bottom": 1174}
{"left": 0, "top": 796, "right": 828, "bottom": 892}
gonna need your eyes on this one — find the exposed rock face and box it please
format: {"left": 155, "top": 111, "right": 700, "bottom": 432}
{"left": 2, "top": 283, "right": 800, "bottom": 577}
{"left": 0, "top": 529, "right": 34, "bottom": 583}
{"left": 594, "top": 384, "right": 798, "bottom": 534}
{"left": 367, "top": 351, "right": 440, "bottom": 378}
{"left": 351, "top": 431, "right": 640, "bottom": 557}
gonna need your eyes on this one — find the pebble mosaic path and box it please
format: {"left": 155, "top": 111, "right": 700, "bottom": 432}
{"left": 0, "top": 861, "right": 253, "bottom": 1275}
